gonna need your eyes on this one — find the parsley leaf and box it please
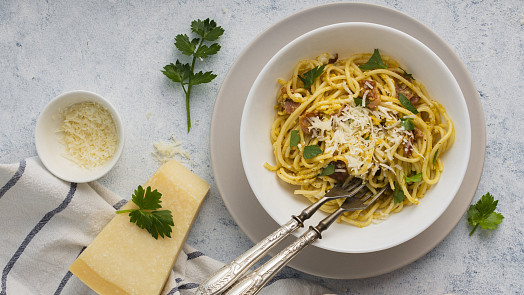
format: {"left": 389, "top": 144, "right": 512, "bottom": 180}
{"left": 393, "top": 184, "right": 405, "bottom": 204}
{"left": 194, "top": 43, "right": 221, "bottom": 59}
{"left": 303, "top": 145, "right": 322, "bottom": 159}
{"left": 162, "top": 18, "right": 224, "bottom": 132}
{"left": 400, "top": 67, "right": 415, "bottom": 80}
{"left": 191, "top": 18, "right": 225, "bottom": 41}
{"left": 467, "top": 192, "right": 504, "bottom": 236}
{"left": 432, "top": 149, "right": 439, "bottom": 169}
{"left": 404, "top": 171, "right": 422, "bottom": 183}
{"left": 398, "top": 93, "right": 419, "bottom": 114}
{"left": 116, "top": 185, "right": 174, "bottom": 239}
{"left": 190, "top": 71, "right": 217, "bottom": 86}
{"left": 290, "top": 130, "right": 300, "bottom": 148}
{"left": 162, "top": 60, "right": 191, "bottom": 83}
{"left": 131, "top": 185, "right": 162, "bottom": 210}
{"left": 175, "top": 34, "right": 199, "bottom": 56}
{"left": 319, "top": 163, "right": 335, "bottom": 176}
{"left": 353, "top": 96, "right": 368, "bottom": 107}
{"left": 298, "top": 65, "right": 326, "bottom": 88}
{"left": 358, "top": 49, "right": 387, "bottom": 71}
{"left": 400, "top": 117, "right": 415, "bottom": 130}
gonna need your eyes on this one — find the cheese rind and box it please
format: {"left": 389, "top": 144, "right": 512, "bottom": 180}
{"left": 69, "top": 160, "right": 210, "bottom": 295}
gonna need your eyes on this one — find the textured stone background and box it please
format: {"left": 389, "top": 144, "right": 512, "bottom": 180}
{"left": 1, "top": 0, "right": 523, "bottom": 294}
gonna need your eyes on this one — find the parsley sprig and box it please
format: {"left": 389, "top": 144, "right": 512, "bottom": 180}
{"left": 319, "top": 163, "right": 335, "bottom": 176}
{"left": 404, "top": 171, "right": 422, "bottom": 183}
{"left": 162, "top": 18, "right": 224, "bottom": 132}
{"left": 303, "top": 144, "right": 323, "bottom": 159}
{"left": 299, "top": 65, "right": 325, "bottom": 88}
{"left": 467, "top": 192, "right": 504, "bottom": 236}
{"left": 359, "top": 49, "right": 387, "bottom": 71}
{"left": 290, "top": 130, "right": 300, "bottom": 148}
{"left": 400, "top": 67, "right": 415, "bottom": 80}
{"left": 398, "top": 93, "right": 419, "bottom": 114}
{"left": 400, "top": 117, "right": 415, "bottom": 130}
{"left": 393, "top": 184, "right": 405, "bottom": 204}
{"left": 116, "top": 185, "right": 174, "bottom": 239}
{"left": 353, "top": 96, "right": 368, "bottom": 107}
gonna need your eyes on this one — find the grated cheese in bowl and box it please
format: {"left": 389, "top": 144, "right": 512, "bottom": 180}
{"left": 58, "top": 101, "right": 118, "bottom": 168}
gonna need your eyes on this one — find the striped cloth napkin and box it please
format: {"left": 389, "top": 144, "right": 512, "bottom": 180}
{"left": 0, "top": 158, "right": 333, "bottom": 295}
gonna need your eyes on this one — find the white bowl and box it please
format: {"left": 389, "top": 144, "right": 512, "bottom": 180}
{"left": 240, "top": 22, "right": 471, "bottom": 253}
{"left": 35, "top": 90, "right": 124, "bottom": 183}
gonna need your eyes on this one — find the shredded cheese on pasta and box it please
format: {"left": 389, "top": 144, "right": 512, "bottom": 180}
{"left": 267, "top": 52, "right": 455, "bottom": 227}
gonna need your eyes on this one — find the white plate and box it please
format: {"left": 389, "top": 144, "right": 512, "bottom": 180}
{"left": 240, "top": 22, "right": 471, "bottom": 253}
{"left": 210, "top": 2, "right": 485, "bottom": 279}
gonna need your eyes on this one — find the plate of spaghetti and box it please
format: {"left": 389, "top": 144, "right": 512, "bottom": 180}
{"left": 240, "top": 22, "right": 471, "bottom": 253}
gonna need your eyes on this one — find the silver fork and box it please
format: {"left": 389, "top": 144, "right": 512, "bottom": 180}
{"left": 195, "top": 178, "right": 366, "bottom": 295}
{"left": 223, "top": 185, "right": 388, "bottom": 295}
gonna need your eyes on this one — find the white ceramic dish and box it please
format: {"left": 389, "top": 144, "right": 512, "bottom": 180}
{"left": 240, "top": 22, "right": 471, "bottom": 253}
{"left": 35, "top": 90, "right": 124, "bottom": 183}
{"left": 211, "top": 2, "right": 485, "bottom": 278}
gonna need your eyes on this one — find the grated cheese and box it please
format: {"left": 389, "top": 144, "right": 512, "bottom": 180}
{"left": 307, "top": 102, "right": 407, "bottom": 176}
{"left": 58, "top": 101, "right": 118, "bottom": 169}
{"left": 316, "top": 53, "right": 332, "bottom": 64}
{"left": 342, "top": 81, "right": 353, "bottom": 95}
{"left": 152, "top": 135, "right": 191, "bottom": 164}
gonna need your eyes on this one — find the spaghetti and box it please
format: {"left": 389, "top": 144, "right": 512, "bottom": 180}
{"left": 265, "top": 51, "right": 455, "bottom": 227}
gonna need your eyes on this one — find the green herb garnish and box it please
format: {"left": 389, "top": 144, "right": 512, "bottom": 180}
{"left": 398, "top": 93, "right": 419, "bottom": 114}
{"left": 353, "top": 96, "right": 368, "bottom": 107}
{"left": 393, "top": 184, "right": 405, "bottom": 204}
{"left": 290, "top": 130, "right": 300, "bottom": 148}
{"left": 358, "top": 49, "right": 387, "bottom": 71}
{"left": 400, "top": 67, "right": 414, "bottom": 80}
{"left": 116, "top": 185, "right": 174, "bottom": 239}
{"left": 162, "top": 18, "right": 224, "bottom": 132}
{"left": 298, "top": 65, "right": 326, "bottom": 88}
{"left": 319, "top": 163, "right": 335, "bottom": 176}
{"left": 400, "top": 117, "right": 415, "bottom": 130}
{"left": 303, "top": 145, "right": 322, "bottom": 159}
{"left": 467, "top": 192, "right": 504, "bottom": 236}
{"left": 404, "top": 171, "right": 422, "bottom": 183}
{"left": 432, "top": 149, "right": 439, "bottom": 169}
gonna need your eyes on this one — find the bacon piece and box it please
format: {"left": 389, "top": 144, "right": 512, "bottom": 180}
{"left": 403, "top": 136, "right": 414, "bottom": 156}
{"left": 281, "top": 99, "right": 300, "bottom": 114}
{"left": 299, "top": 112, "right": 319, "bottom": 134}
{"left": 413, "top": 127, "right": 424, "bottom": 139}
{"left": 395, "top": 79, "right": 420, "bottom": 104}
{"left": 328, "top": 53, "right": 338, "bottom": 64}
{"left": 330, "top": 160, "right": 349, "bottom": 182}
{"left": 403, "top": 128, "right": 424, "bottom": 156}
{"left": 359, "top": 80, "right": 381, "bottom": 109}
{"left": 336, "top": 104, "right": 349, "bottom": 116}
{"left": 281, "top": 86, "right": 294, "bottom": 94}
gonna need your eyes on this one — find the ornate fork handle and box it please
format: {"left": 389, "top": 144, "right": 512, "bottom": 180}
{"left": 224, "top": 185, "right": 387, "bottom": 295}
{"left": 223, "top": 227, "right": 320, "bottom": 295}
{"left": 195, "top": 218, "right": 301, "bottom": 295}
{"left": 196, "top": 180, "right": 366, "bottom": 295}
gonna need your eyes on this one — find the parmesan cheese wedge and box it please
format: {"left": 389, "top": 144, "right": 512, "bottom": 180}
{"left": 69, "top": 160, "right": 209, "bottom": 295}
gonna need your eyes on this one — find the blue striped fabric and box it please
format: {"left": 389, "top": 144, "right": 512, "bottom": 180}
{"left": 112, "top": 198, "right": 128, "bottom": 210}
{"left": 1, "top": 182, "right": 77, "bottom": 295}
{"left": 53, "top": 247, "right": 86, "bottom": 295}
{"left": 0, "top": 160, "right": 26, "bottom": 200}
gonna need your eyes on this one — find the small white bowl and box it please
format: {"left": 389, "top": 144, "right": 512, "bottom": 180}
{"left": 240, "top": 22, "right": 471, "bottom": 253}
{"left": 35, "top": 90, "right": 124, "bottom": 183}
